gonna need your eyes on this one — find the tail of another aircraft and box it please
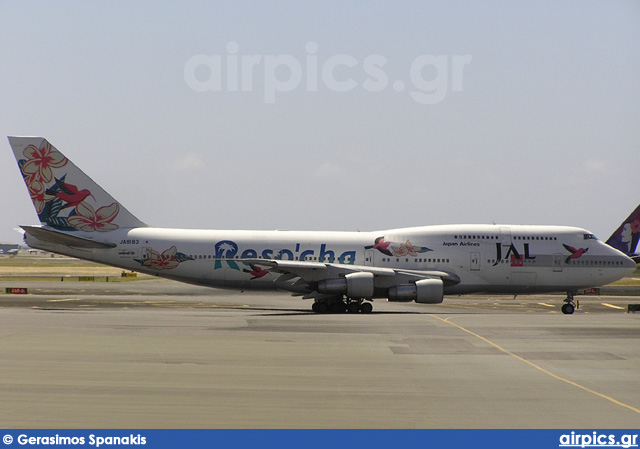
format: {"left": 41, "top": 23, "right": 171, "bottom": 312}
{"left": 8, "top": 136, "right": 147, "bottom": 233}
{"left": 606, "top": 202, "right": 640, "bottom": 258}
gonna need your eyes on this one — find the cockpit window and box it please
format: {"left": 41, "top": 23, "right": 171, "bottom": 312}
{"left": 583, "top": 233, "right": 598, "bottom": 240}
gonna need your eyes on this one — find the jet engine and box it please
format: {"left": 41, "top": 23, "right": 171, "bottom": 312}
{"left": 317, "top": 272, "right": 374, "bottom": 299}
{"left": 387, "top": 278, "right": 444, "bottom": 304}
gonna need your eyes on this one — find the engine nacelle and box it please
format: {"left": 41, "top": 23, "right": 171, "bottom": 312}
{"left": 317, "top": 272, "right": 374, "bottom": 299}
{"left": 388, "top": 278, "right": 444, "bottom": 304}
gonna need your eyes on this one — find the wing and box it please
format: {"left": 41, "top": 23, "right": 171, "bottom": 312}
{"left": 236, "top": 258, "right": 461, "bottom": 300}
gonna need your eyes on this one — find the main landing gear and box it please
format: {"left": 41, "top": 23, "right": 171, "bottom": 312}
{"left": 562, "top": 291, "right": 579, "bottom": 315}
{"left": 311, "top": 298, "right": 373, "bottom": 314}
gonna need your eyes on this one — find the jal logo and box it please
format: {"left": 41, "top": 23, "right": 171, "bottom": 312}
{"left": 493, "top": 243, "right": 536, "bottom": 267}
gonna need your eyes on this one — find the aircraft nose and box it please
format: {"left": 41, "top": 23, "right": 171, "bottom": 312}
{"left": 622, "top": 255, "right": 638, "bottom": 273}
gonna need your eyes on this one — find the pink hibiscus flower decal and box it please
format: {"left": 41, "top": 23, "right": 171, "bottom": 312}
{"left": 27, "top": 178, "right": 53, "bottom": 214}
{"left": 143, "top": 246, "right": 180, "bottom": 270}
{"left": 391, "top": 240, "right": 420, "bottom": 257}
{"left": 631, "top": 219, "right": 640, "bottom": 235}
{"left": 67, "top": 202, "right": 120, "bottom": 232}
{"left": 21, "top": 141, "right": 68, "bottom": 185}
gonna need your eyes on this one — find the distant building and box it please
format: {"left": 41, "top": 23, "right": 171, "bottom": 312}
{"left": 0, "top": 243, "right": 19, "bottom": 255}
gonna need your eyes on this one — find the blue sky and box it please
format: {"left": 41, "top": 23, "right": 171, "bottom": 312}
{"left": 1, "top": 1, "right": 639, "bottom": 243}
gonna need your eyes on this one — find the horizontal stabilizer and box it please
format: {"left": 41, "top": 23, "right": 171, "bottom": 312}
{"left": 21, "top": 226, "right": 117, "bottom": 249}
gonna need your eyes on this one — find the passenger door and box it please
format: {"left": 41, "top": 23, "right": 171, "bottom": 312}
{"left": 470, "top": 252, "right": 480, "bottom": 271}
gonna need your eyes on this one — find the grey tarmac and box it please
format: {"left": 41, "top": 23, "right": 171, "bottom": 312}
{"left": 0, "top": 279, "right": 639, "bottom": 428}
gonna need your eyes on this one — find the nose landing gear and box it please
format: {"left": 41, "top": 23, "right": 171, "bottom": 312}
{"left": 562, "top": 291, "right": 579, "bottom": 315}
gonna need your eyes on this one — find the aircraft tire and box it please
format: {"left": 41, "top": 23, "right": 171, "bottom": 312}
{"left": 561, "top": 303, "right": 575, "bottom": 315}
{"left": 347, "top": 302, "right": 360, "bottom": 314}
{"left": 360, "top": 302, "right": 373, "bottom": 314}
{"left": 330, "top": 302, "right": 346, "bottom": 314}
{"left": 312, "top": 302, "right": 328, "bottom": 314}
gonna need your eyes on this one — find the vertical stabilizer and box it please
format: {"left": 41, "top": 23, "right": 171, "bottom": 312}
{"left": 8, "top": 136, "right": 147, "bottom": 232}
{"left": 606, "top": 203, "right": 640, "bottom": 256}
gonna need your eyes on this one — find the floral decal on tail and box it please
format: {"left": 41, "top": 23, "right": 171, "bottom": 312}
{"left": 67, "top": 202, "right": 120, "bottom": 232}
{"left": 17, "top": 141, "right": 120, "bottom": 232}
{"left": 134, "top": 246, "right": 194, "bottom": 270}
{"left": 21, "top": 140, "right": 67, "bottom": 184}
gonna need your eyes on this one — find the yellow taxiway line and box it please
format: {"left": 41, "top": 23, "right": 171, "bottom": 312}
{"left": 601, "top": 303, "right": 625, "bottom": 310}
{"left": 429, "top": 314, "right": 640, "bottom": 415}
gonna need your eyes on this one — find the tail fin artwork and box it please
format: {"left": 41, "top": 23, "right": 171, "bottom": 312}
{"left": 606, "top": 202, "right": 640, "bottom": 258}
{"left": 8, "top": 137, "right": 147, "bottom": 233}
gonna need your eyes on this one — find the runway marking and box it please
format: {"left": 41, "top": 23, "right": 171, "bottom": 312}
{"left": 537, "top": 303, "right": 555, "bottom": 308}
{"left": 212, "top": 304, "right": 249, "bottom": 309}
{"left": 47, "top": 298, "right": 80, "bottom": 302}
{"left": 429, "top": 315, "right": 640, "bottom": 415}
{"left": 601, "top": 303, "right": 625, "bottom": 310}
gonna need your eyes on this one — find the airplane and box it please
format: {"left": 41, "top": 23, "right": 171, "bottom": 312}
{"left": 7, "top": 136, "right": 637, "bottom": 315}
{"left": 605, "top": 203, "right": 640, "bottom": 263}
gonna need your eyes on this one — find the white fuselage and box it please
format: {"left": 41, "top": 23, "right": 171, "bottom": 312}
{"left": 24, "top": 223, "right": 637, "bottom": 297}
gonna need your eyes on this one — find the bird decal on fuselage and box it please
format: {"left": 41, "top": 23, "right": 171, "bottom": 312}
{"left": 243, "top": 264, "right": 270, "bottom": 280}
{"left": 562, "top": 244, "right": 589, "bottom": 263}
{"left": 366, "top": 236, "right": 432, "bottom": 257}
